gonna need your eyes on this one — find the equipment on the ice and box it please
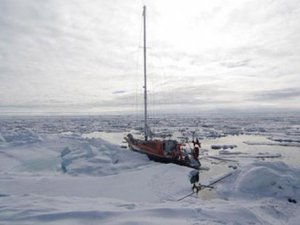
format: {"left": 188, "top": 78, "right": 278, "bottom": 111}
{"left": 177, "top": 171, "right": 233, "bottom": 201}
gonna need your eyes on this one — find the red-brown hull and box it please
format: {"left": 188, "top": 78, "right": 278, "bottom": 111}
{"left": 125, "top": 134, "right": 201, "bottom": 169}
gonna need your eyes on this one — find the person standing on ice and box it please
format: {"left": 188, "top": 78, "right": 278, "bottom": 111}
{"left": 189, "top": 170, "right": 200, "bottom": 193}
{"left": 192, "top": 138, "right": 201, "bottom": 160}
{"left": 193, "top": 137, "right": 201, "bottom": 147}
{"left": 193, "top": 145, "right": 200, "bottom": 160}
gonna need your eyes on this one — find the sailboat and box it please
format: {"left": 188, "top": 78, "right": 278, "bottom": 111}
{"left": 125, "top": 6, "right": 201, "bottom": 170}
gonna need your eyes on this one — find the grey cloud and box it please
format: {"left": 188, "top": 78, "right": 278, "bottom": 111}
{"left": 252, "top": 88, "right": 300, "bottom": 101}
{"left": 96, "top": 84, "right": 241, "bottom": 108}
{"left": 112, "top": 90, "right": 127, "bottom": 94}
{"left": 220, "top": 59, "right": 252, "bottom": 69}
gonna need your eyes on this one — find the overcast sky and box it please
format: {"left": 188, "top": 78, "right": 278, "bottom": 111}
{"left": 0, "top": 0, "right": 299, "bottom": 114}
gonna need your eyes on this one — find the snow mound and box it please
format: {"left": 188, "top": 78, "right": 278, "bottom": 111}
{"left": 0, "top": 194, "right": 262, "bottom": 225}
{"left": 219, "top": 161, "right": 300, "bottom": 202}
{"left": 60, "top": 138, "right": 150, "bottom": 176}
{"left": 2, "top": 128, "right": 43, "bottom": 145}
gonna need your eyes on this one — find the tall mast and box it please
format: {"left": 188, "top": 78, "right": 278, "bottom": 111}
{"left": 143, "top": 5, "right": 148, "bottom": 141}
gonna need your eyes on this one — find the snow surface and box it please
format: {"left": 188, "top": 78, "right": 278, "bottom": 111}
{"left": 0, "top": 114, "right": 299, "bottom": 224}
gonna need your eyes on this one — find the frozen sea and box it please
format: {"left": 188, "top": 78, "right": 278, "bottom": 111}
{"left": 0, "top": 112, "right": 299, "bottom": 224}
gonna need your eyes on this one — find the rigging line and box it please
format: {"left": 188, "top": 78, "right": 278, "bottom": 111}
{"left": 135, "top": 10, "right": 144, "bottom": 123}
{"left": 153, "top": 53, "right": 167, "bottom": 115}
{"left": 146, "top": 53, "right": 162, "bottom": 125}
{"left": 147, "top": 64, "right": 158, "bottom": 133}
{"left": 149, "top": 79, "right": 156, "bottom": 133}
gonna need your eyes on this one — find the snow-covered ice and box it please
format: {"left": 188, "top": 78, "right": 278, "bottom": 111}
{"left": 0, "top": 113, "right": 299, "bottom": 224}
